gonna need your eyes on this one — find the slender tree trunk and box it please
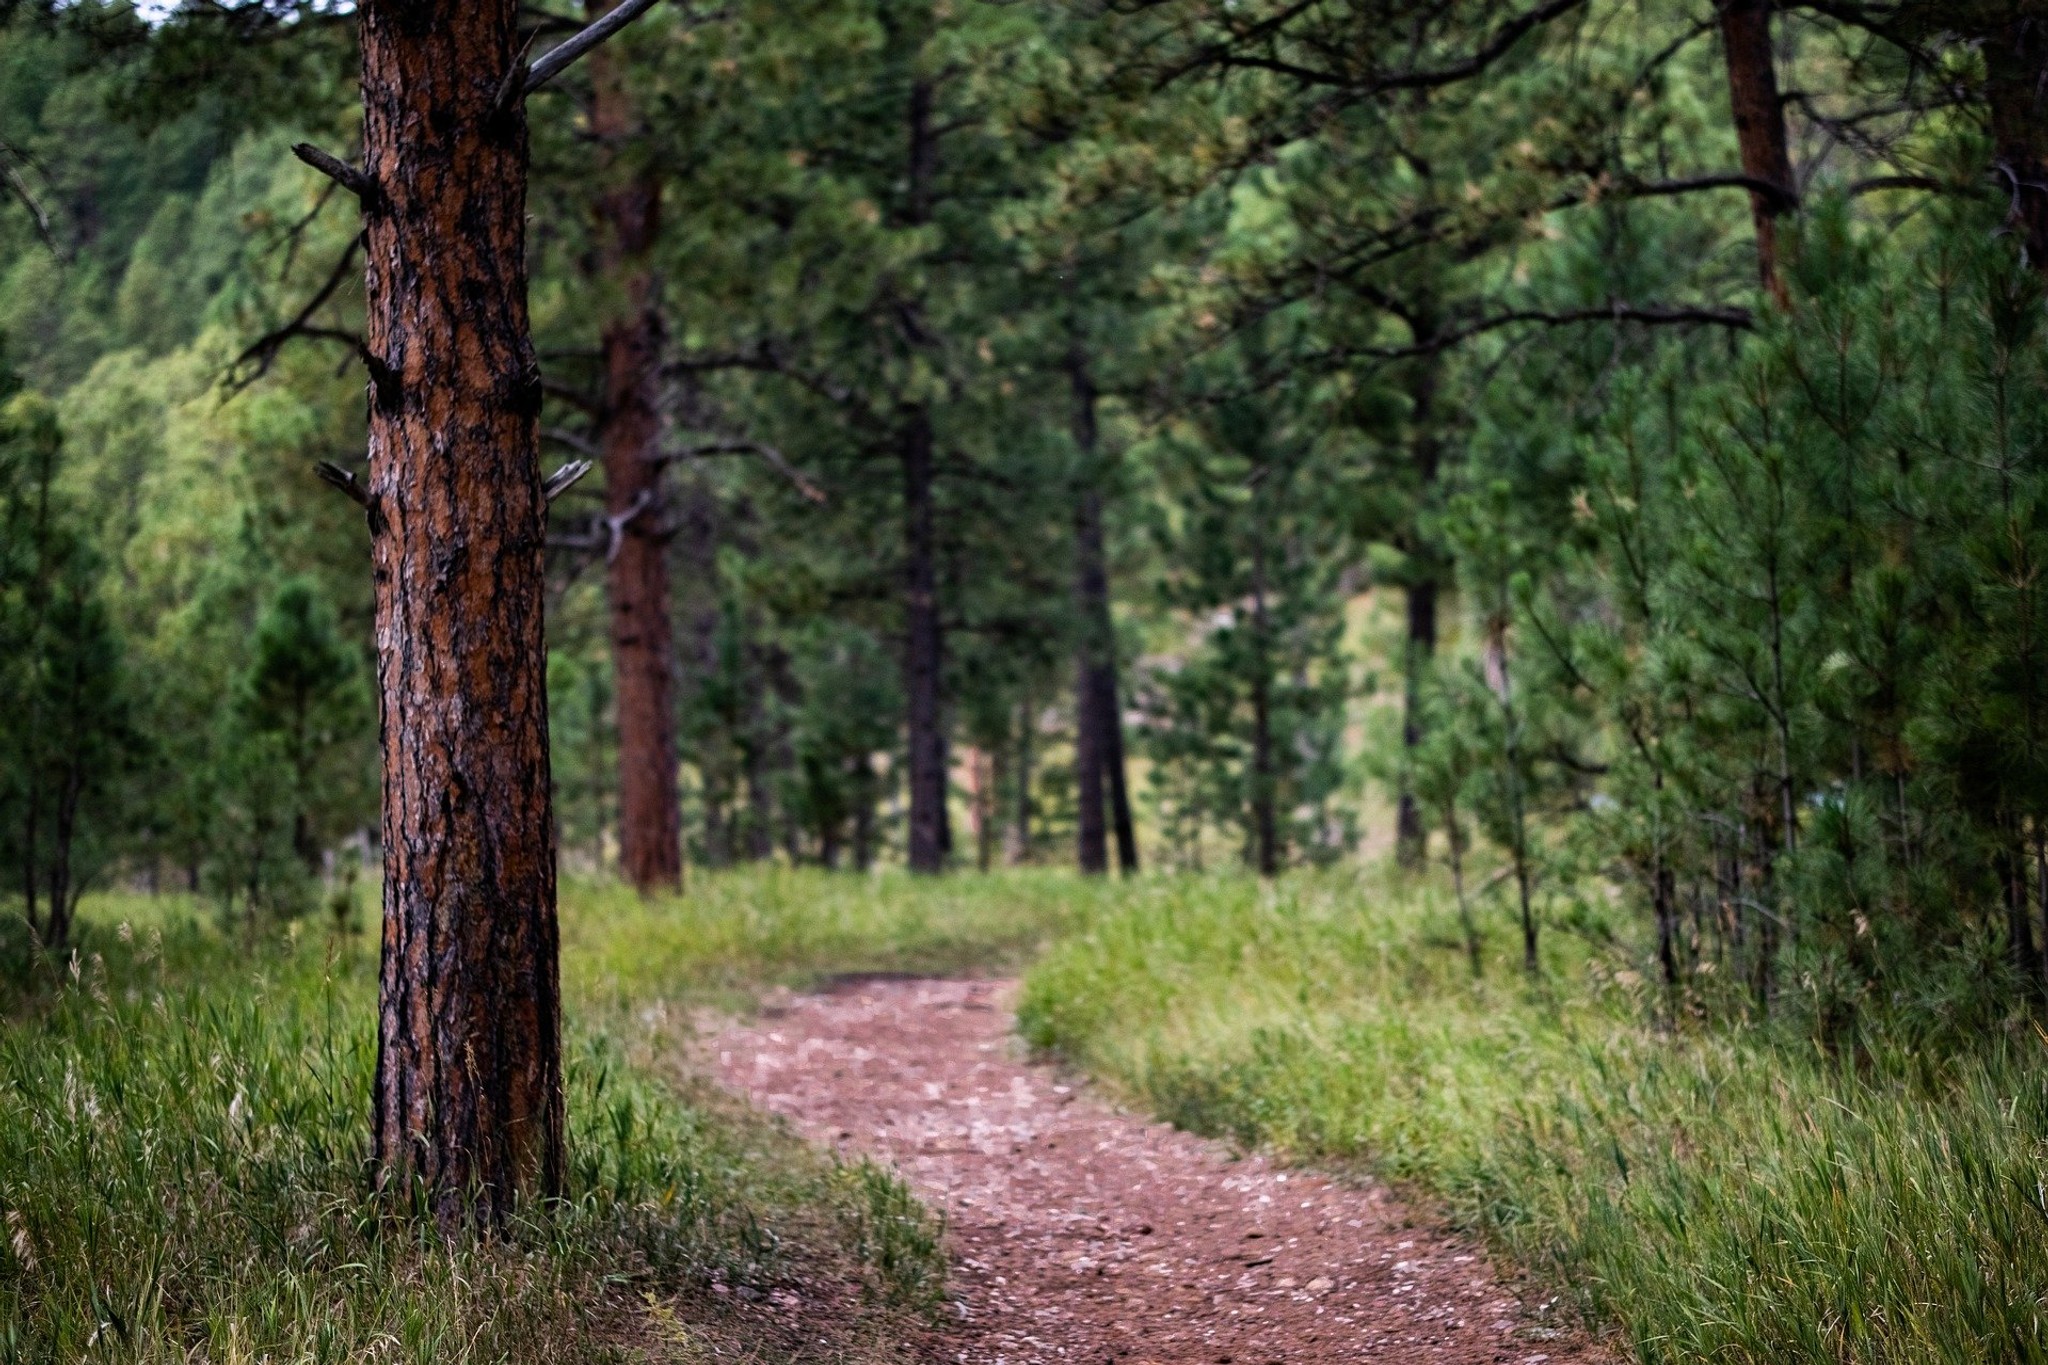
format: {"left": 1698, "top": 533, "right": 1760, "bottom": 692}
{"left": 1068, "top": 338, "right": 1137, "bottom": 876}
{"left": 1715, "top": 0, "right": 1796, "bottom": 302}
{"left": 897, "top": 78, "right": 949, "bottom": 875}
{"left": 1396, "top": 342, "right": 1443, "bottom": 868}
{"left": 358, "top": 0, "right": 564, "bottom": 1228}
{"left": 1102, "top": 669, "right": 1138, "bottom": 873}
{"left": 902, "top": 408, "right": 948, "bottom": 873}
{"left": 1396, "top": 577, "right": 1438, "bottom": 866}
{"left": 1007, "top": 695, "right": 1034, "bottom": 864}
{"left": 1249, "top": 511, "right": 1279, "bottom": 879}
{"left": 1985, "top": 10, "right": 2048, "bottom": 276}
{"left": 587, "top": 14, "right": 682, "bottom": 893}
{"left": 852, "top": 756, "right": 876, "bottom": 871}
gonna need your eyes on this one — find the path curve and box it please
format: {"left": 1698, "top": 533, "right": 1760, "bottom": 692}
{"left": 706, "top": 977, "right": 1595, "bottom": 1365}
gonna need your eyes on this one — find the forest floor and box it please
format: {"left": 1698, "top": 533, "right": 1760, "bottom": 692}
{"left": 704, "top": 975, "right": 1598, "bottom": 1365}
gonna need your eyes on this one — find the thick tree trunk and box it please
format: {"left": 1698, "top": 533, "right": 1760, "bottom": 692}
{"left": 902, "top": 409, "right": 949, "bottom": 873}
{"left": 1985, "top": 10, "right": 2048, "bottom": 276}
{"left": 1716, "top": 0, "right": 1796, "bottom": 302}
{"left": 1069, "top": 343, "right": 1137, "bottom": 876}
{"left": 359, "top": 0, "right": 564, "bottom": 1228}
{"left": 591, "top": 21, "right": 682, "bottom": 893}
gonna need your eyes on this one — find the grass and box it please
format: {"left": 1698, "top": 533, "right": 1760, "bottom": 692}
{"left": 18, "top": 861, "right": 2045, "bottom": 1364}
{"left": 1017, "top": 867, "right": 2048, "bottom": 1365}
{"left": 559, "top": 865, "right": 1108, "bottom": 1009}
{"left": 0, "top": 878, "right": 964, "bottom": 1365}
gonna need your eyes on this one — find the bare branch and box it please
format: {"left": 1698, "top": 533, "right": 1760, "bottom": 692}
{"left": 543, "top": 459, "right": 593, "bottom": 503}
{"left": 652, "top": 438, "right": 827, "bottom": 503}
{"left": 314, "top": 460, "right": 370, "bottom": 508}
{"left": 524, "top": 0, "right": 664, "bottom": 94}
{"left": 0, "top": 143, "right": 54, "bottom": 252}
{"left": 291, "top": 143, "right": 376, "bottom": 205}
{"left": 229, "top": 234, "right": 364, "bottom": 390}
{"left": 1350, "top": 302, "right": 1754, "bottom": 360}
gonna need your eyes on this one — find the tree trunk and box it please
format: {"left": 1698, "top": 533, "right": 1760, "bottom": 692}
{"left": 1249, "top": 510, "right": 1279, "bottom": 879}
{"left": 1396, "top": 577, "right": 1437, "bottom": 866}
{"left": 1716, "top": 0, "right": 1796, "bottom": 302}
{"left": 1395, "top": 340, "right": 1443, "bottom": 868}
{"left": 359, "top": 0, "right": 564, "bottom": 1229}
{"left": 902, "top": 409, "right": 949, "bottom": 873}
{"left": 590, "top": 8, "right": 680, "bottom": 892}
{"left": 591, "top": 20, "right": 682, "bottom": 894}
{"left": 1069, "top": 340, "right": 1137, "bottom": 875}
{"left": 1985, "top": 10, "right": 2048, "bottom": 276}
{"left": 1007, "top": 695, "right": 1034, "bottom": 864}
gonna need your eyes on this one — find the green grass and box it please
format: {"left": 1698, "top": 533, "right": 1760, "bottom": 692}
{"left": 0, "top": 882, "right": 956, "bottom": 1365}
{"left": 1018, "top": 868, "right": 2048, "bottom": 1365}
{"left": 560, "top": 866, "right": 1108, "bottom": 1009}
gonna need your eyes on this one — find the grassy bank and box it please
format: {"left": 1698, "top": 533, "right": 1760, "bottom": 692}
{"left": 1018, "top": 870, "right": 2048, "bottom": 1365}
{"left": 0, "top": 882, "right": 957, "bottom": 1365}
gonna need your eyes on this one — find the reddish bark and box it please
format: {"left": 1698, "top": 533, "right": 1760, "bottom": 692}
{"left": 589, "top": 9, "right": 683, "bottom": 892}
{"left": 1716, "top": 0, "right": 1797, "bottom": 303}
{"left": 358, "top": 0, "right": 564, "bottom": 1227}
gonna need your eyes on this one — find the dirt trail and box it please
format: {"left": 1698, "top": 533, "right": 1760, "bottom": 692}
{"left": 706, "top": 977, "right": 1597, "bottom": 1365}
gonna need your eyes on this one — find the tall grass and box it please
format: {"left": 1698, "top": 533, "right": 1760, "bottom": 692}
{"left": 0, "top": 886, "right": 951, "bottom": 1364}
{"left": 561, "top": 866, "right": 1108, "bottom": 1007}
{"left": 1019, "top": 870, "right": 2048, "bottom": 1365}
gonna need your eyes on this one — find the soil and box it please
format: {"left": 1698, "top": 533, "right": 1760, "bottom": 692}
{"left": 705, "top": 976, "right": 1601, "bottom": 1365}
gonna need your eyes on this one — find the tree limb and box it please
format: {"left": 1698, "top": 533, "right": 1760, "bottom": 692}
{"left": 314, "top": 460, "right": 370, "bottom": 508}
{"left": 544, "top": 459, "right": 593, "bottom": 502}
{"left": 523, "top": 0, "right": 664, "bottom": 94}
{"left": 1350, "top": 302, "right": 1754, "bottom": 359}
{"left": 229, "top": 234, "right": 365, "bottom": 390}
{"left": 652, "top": 438, "right": 827, "bottom": 503}
{"left": 291, "top": 142, "right": 376, "bottom": 206}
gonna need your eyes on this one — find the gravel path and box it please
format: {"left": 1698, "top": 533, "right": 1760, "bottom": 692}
{"left": 706, "top": 976, "right": 1598, "bottom": 1365}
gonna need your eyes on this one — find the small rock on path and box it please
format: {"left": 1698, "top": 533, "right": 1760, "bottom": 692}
{"left": 706, "top": 977, "right": 1595, "bottom": 1365}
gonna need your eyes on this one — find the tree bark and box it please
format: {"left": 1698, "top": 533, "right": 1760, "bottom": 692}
{"left": 1395, "top": 338, "right": 1444, "bottom": 869}
{"left": 1249, "top": 506, "right": 1280, "bottom": 879}
{"left": 902, "top": 408, "right": 949, "bottom": 873}
{"left": 1716, "top": 0, "right": 1796, "bottom": 302}
{"left": 899, "top": 77, "right": 949, "bottom": 875}
{"left": 1984, "top": 8, "right": 2048, "bottom": 276}
{"left": 1007, "top": 695, "right": 1035, "bottom": 864}
{"left": 1069, "top": 340, "right": 1138, "bottom": 875}
{"left": 359, "top": 0, "right": 564, "bottom": 1229}
{"left": 1396, "top": 577, "right": 1438, "bottom": 866}
{"left": 590, "top": 8, "right": 682, "bottom": 893}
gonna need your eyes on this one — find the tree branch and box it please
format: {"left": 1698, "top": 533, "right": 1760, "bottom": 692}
{"left": 291, "top": 143, "right": 376, "bottom": 206}
{"left": 229, "top": 234, "right": 365, "bottom": 390}
{"left": 523, "top": 0, "right": 664, "bottom": 94}
{"left": 544, "top": 459, "right": 593, "bottom": 502}
{"left": 652, "top": 439, "right": 827, "bottom": 503}
{"left": 1351, "top": 302, "right": 1754, "bottom": 359}
{"left": 314, "top": 460, "right": 370, "bottom": 508}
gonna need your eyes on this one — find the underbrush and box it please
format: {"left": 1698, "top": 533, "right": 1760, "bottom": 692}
{"left": 1019, "top": 870, "right": 2048, "bottom": 1365}
{"left": 0, "top": 892, "right": 946, "bottom": 1364}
